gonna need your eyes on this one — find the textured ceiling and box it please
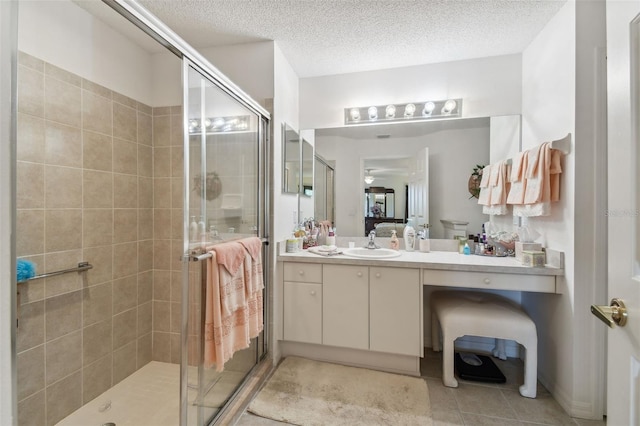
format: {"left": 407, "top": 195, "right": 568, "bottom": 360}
{"left": 101, "top": 0, "right": 566, "bottom": 78}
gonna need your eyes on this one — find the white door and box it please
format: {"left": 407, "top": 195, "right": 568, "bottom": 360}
{"left": 595, "top": 3, "right": 640, "bottom": 424}
{"left": 408, "top": 147, "right": 429, "bottom": 230}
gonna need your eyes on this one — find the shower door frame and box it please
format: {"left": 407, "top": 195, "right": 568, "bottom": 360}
{"left": 101, "top": 1, "right": 272, "bottom": 425}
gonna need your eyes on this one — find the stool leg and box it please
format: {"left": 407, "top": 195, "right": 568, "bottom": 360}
{"left": 519, "top": 337, "right": 538, "bottom": 398}
{"left": 442, "top": 336, "right": 458, "bottom": 388}
{"left": 492, "top": 338, "right": 507, "bottom": 360}
{"left": 432, "top": 312, "right": 441, "bottom": 352}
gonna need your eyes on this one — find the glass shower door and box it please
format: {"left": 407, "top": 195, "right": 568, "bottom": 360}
{"left": 181, "top": 60, "right": 267, "bottom": 426}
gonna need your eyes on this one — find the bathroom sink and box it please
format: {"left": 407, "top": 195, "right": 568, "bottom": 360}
{"left": 342, "top": 248, "right": 402, "bottom": 259}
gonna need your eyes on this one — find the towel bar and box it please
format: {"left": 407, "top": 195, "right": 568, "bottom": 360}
{"left": 17, "top": 261, "right": 92, "bottom": 284}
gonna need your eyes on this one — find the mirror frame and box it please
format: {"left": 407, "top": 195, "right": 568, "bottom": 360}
{"left": 282, "top": 123, "right": 301, "bottom": 194}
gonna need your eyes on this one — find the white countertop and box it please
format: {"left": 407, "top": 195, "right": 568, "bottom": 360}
{"left": 278, "top": 248, "right": 564, "bottom": 276}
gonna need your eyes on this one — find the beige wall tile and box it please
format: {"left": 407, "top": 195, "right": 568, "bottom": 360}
{"left": 19, "top": 51, "right": 44, "bottom": 71}
{"left": 138, "top": 102, "right": 152, "bottom": 115}
{"left": 152, "top": 331, "right": 171, "bottom": 362}
{"left": 18, "top": 390, "right": 45, "bottom": 426}
{"left": 153, "top": 106, "right": 171, "bottom": 116}
{"left": 83, "top": 245, "right": 113, "bottom": 286}
{"left": 153, "top": 115, "right": 171, "bottom": 148}
{"left": 17, "top": 161, "right": 44, "bottom": 209}
{"left": 18, "top": 65, "right": 44, "bottom": 117}
{"left": 113, "top": 174, "right": 138, "bottom": 208}
{"left": 170, "top": 240, "right": 183, "bottom": 271}
{"left": 154, "top": 209, "right": 171, "bottom": 240}
{"left": 113, "top": 102, "right": 137, "bottom": 142}
{"left": 82, "top": 320, "right": 112, "bottom": 365}
{"left": 153, "top": 177, "right": 171, "bottom": 209}
{"left": 17, "top": 345, "right": 44, "bottom": 401}
{"left": 154, "top": 147, "right": 171, "bottom": 177}
{"left": 45, "top": 330, "right": 82, "bottom": 385}
{"left": 82, "top": 90, "right": 112, "bottom": 136}
{"left": 45, "top": 290, "right": 82, "bottom": 341}
{"left": 170, "top": 106, "right": 182, "bottom": 115}
{"left": 138, "top": 208, "right": 153, "bottom": 240}
{"left": 82, "top": 79, "right": 112, "bottom": 99}
{"left": 171, "top": 146, "right": 184, "bottom": 177}
{"left": 45, "top": 76, "right": 81, "bottom": 127}
{"left": 138, "top": 271, "right": 153, "bottom": 304}
{"left": 82, "top": 209, "right": 112, "bottom": 248}
{"left": 45, "top": 209, "right": 82, "bottom": 252}
{"left": 44, "top": 121, "right": 82, "bottom": 168}
{"left": 114, "top": 208, "right": 138, "bottom": 244}
{"left": 45, "top": 165, "right": 82, "bottom": 208}
{"left": 170, "top": 209, "right": 183, "bottom": 240}
{"left": 113, "top": 308, "right": 137, "bottom": 349}
{"left": 113, "top": 242, "right": 138, "bottom": 279}
{"left": 113, "top": 92, "right": 137, "bottom": 109}
{"left": 153, "top": 270, "right": 171, "bottom": 301}
{"left": 113, "top": 341, "right": 137, "bottom": 384}
{"left": 153, "top": 240, "right": 171, "bottom": 271}
{"left": 137, "top": 112, "right": 152, "bottom": 146}
{"left": 138, "top": 240, "right": 153, "bottom": 273}
{"left": 82, "top": 355, "right": 112, "bottom": 404}
{"left": 171, "top": 178, "right": 184, "bottom": 209}
{"left": 44, "top": 249, "right": 83, "bottom": 297}
{"left": 45, "top": 63, "right": 81, "bottom": 87}
{"left": 170, "top": 271, "right": 182, "bottom": 303}
{"left": 113, "top": 275, "right": 137, "bottom": 315}
{"left": 17, "top": 301, "right": 45, "bottom": 353}
{"left": 17, "top": 113, "right": 45, "bottom": 163}
{"left": 83, "top": 282, "right": 112, "bottom": 326}
{"left": 137, "top": 333, "right": 152, "bottom": 369}
{"left": 83, "top": 170, "right": 113, "bottom": 209}
{"left": 16, "top": 209, "right": 42, "bottom": 257}
{"left": 138, "top": 176, "right": 153, "bottom": 209}
{"left": 170, "top": 333, "right": 181, "bottom": 364}
{"left": 137, "top": 301, "right": 152, "bottom": 337}
{"left": 45, "top": 371, "right": 82, "bottom": 426}
{"left": 138, "top": 144, "right": 152, "bottom": 177}
{"left": 170, "top": 302, "right": 181, "bottom": 334}
{"left": 83, "top": 130, "right": 112, "bottom": 172}
{"left": 153, "top": 301, "right": 170, "bottom": 332}
{"left": 170, "top": 113, "right": 182, "bottom": 146}
{"left": 113, "top": 138, "right": 138, "bottom": 175}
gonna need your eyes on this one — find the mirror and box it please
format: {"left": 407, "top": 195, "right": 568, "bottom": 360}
{"left": 312, "top": 115, "right": 521, "bottom": 238}
{"left": 301, "top": 138, "right": 313, "bottom": 196}
{"left": 282, "top": 123, "right": 300, "bottom": 193}
{"left": 314, "top": 155, "right": 335, "bottom": 223}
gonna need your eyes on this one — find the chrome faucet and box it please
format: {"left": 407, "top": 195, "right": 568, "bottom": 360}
{"left": 366, "top": 230, "right": 380, "bottom": 249}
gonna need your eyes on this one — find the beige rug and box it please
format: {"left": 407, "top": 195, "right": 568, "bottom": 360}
{"left": 248, "top": 357, "right": 432, "bottom": 425}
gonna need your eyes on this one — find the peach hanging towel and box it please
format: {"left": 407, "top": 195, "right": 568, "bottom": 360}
{"left": 513, "top": 142, "right": 562, "bottom": 217}
{"left": 204, "top": 238, "right": 264, "bottom": 372}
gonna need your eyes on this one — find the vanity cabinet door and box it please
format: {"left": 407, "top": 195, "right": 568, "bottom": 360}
{"left": 322, "top": 264, "right": 369, "bottom": 350}
{"left": 370, "top": 267, "right": 422, "bottom": 356}
{"left": 283, "top": 282, "right": 322, "bottom": 344}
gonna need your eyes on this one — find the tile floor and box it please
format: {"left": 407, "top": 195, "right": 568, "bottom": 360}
{"left": 236, "top": 350, "right": 607, "bottom": 426}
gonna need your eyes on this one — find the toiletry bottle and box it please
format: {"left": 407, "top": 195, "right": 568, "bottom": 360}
{"left": 326, "top": 228, "right": 336, "bottom": 246}
{"left": 189, "top": 216, "right": 198, "bottom": 242}
{"left": 463, "top": 243, "right": 471, "bottom": 255}
{"left": 390, "top": 230, "right": 400, "bottom": 250}
{"left": 403, "top": 221, "right": 416, "bottom": 252}
{"left": 198, "top": 216, "right": 206, "bottom": 242}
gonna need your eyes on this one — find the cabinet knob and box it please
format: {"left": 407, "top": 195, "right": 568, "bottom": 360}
{"left": 357, "top": 272, "right": 363, "bottom": 277}
{"left": 375, "top": 273, "right": 381, "bottom": 278}
{"left": 298, "top": 270, "right": 304, "bottom": 276}
{"left": 310, "top": 290, "right": 316, "bottom": 296}
{"left": 483, "top": 278, "right": 491, "bottom": 284}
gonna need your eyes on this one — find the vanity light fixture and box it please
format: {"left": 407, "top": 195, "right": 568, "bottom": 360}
{"left": 345, "top": 99, "right": 462, "bottom": 125}
{"left": 187, "top": 115, "right": 252, "bottom": 134}
{"left": 364, "top": 169, "right": 375, "bottom": 184}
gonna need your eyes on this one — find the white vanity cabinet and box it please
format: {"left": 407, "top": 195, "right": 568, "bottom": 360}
{"left": 369, "top": 267, "right": 422, "bottom": 356}
{"left": 283, "top": 263, "right": 323, "bottom": 344}
{"left": 322, "top": 264, "right": 369, "bottom": 350}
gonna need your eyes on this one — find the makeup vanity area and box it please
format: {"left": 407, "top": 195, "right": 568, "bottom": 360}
{"left": 276, "top": 241, "right": 563, "bottom": 377}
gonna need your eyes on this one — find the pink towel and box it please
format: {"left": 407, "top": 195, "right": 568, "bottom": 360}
{"left": 512, "top": 143, "right": 563, "bottom": 217}
{"left": 204, "top": 240, "right": 264, "bottom": 372}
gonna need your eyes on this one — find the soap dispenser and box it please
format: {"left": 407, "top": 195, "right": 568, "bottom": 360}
{"left": 403, "top": 220, "right": 416, "bottom": 252}
{"left": 390, "top": 230, "right": 400, "bottom": 250}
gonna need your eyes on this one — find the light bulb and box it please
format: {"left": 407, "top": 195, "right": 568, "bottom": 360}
{"left": 442, "top": 99, "right": 457, "bottom": 114}
{"left": 350, "top": 108, "right": 361, "bottom": 121}
{"left": 203, "top": 118, "right": 212, "bottom": 128}
{"left": 423, "top": 101, "right": 435, "bottom": 116}
{"left": 404, "top": 103, "right": 416, "bottom": 117}
{"left": 368, "top": 106, "right": 378, "bottom": 120}
{"left": 385, "top": 104, "right": 396, "bottom": 118}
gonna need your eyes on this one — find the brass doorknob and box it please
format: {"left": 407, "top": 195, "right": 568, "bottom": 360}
{"left": 590, "top": 298, "right": 628, "bottom": 328}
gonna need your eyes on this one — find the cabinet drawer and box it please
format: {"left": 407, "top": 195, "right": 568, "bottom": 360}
{"left": 423, "top": 269, "right": 556, "bottom": 293}
{"left": 284, "top": 262, "right": 322, "bottom": 283}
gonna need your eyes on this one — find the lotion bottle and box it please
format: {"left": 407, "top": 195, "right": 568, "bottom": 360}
{"left": 189, "top": 216, "right": 198, "bottom": 242}
{"left": 198, "top": 216, "right": 206, "bottom": 242}
{"left": 403, "top": 220, "right": 416, "bottom": 252}
{"left": 390, "top": 230, "right": 400, "bottom": 250}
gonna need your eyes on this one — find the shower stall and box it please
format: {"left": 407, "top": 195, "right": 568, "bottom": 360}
{"left": 12, "top": 1, "right": 270, "bottom": 425}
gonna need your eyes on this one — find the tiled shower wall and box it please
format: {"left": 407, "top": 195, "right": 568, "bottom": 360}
{"left": 15, "top": 51, "right": 165, "bottom": 426}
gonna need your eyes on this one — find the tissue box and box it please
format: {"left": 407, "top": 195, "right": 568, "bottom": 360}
{"left": 516, "top": 242, "right": 542, "bottom": 262}
{"left": 522, "top": 250, "right": 546, "bottom": 267}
